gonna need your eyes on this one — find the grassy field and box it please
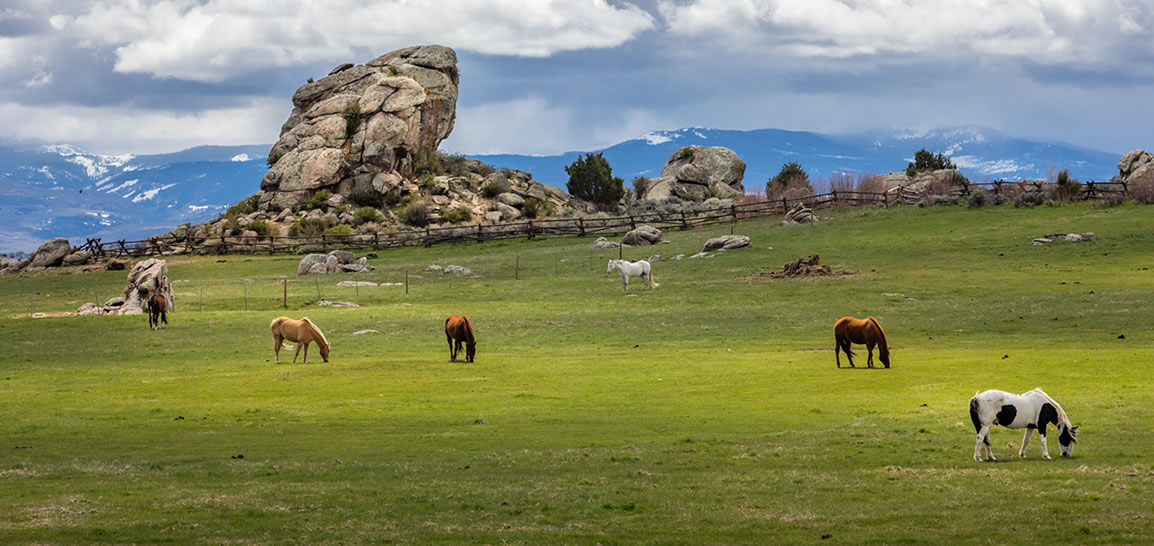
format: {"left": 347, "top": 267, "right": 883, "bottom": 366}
{"left": 2, "top": 202, "right": 1153, "bottom": 544}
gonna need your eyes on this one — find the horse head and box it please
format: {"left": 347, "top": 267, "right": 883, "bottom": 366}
{"left": 1059, "top": 424, "right": 1078, "bottom": 457}
{"left": 466, "top": 340, "right": 476, "bottom": 363}
{"left": 318, "top": 341, "right": 330, "bottom": 363}
{"left": 607, "top": 260, "right": 619, "bottom": 273}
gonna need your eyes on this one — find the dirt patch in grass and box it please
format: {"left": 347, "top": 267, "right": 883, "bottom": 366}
{"left": 747, "top": 253, "right": 855, "bottom": 280}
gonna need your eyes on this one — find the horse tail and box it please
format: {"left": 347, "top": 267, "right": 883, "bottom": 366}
{"left": 1033, "top": 388, "right": 1073, "bottom": 431}
{"left": 868, "top": 317, "right": 889, "bottom": 357}
{"left": 969, "top": 395, "right": 982, "bottom": 434}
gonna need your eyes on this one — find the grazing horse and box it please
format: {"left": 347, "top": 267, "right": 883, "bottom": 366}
{"left": 607, "top": 259, "right": 659, "bottom": 291}
{"left": 270, "top": 316, "right": 330, "bottom": 364}
{"left": 970, "top": 388, "right": 1078, "bottom": 461}
{"left": 445, "top": 314, "right": 477, "bottom": 362}
{"left": 834, "top": 316, "right": 890, "bottom": 368}
{"left": 147, "top": 291, "right": 168, "bottom": 330}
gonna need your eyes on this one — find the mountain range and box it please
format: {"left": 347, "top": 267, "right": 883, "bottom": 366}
{"left": 0, "top": 126, "right": 1124, "bottom": 252}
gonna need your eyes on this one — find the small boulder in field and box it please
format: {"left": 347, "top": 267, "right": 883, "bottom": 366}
{"left": 622, "top": 225, "right": 662, "bottom": 246}
{"left": 702, "top": 235, "right": 750, "bottom": 251}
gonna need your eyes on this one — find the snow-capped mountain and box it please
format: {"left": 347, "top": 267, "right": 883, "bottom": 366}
{"left": 473, "top": 126, "right": 1121, "bottom": 194}
{"left": 0, "top": 126, "right": 1124, "bottom": 252}
{"left": 0, "top": 144, "right": 269, "bottom": 252}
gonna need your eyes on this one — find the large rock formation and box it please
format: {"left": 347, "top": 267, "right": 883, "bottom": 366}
{"left": 123, "top": 258, "right": 174, "bottom": 315}
{"left": 640, "top": 146, "right": 746, "bottom": 201}
{"left": 259, "top": 45, "right": 460, "bottom": 212}
{"left": 27, "top": 238, "right": 72, "bottom": 269}
{"left": 1117, "top": 149, "right": 1154, "bottom": 183}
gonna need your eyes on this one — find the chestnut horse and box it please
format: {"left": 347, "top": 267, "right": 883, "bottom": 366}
{"left": 270, "top": 316, "right": 330, "bottom": 364}
{"left": 147, "top": 291, "right": 168, "bottom": 330}
{"left": 445, "top": 315, "right": 476, "bottom": 362}
{"left": 834, "top": 316, "right": 890, "bottom": 368}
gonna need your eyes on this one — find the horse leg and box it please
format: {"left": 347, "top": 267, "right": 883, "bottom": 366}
{"left": 448, "top": 335, "right": 456, "bottom": 361}
{"left": 1038, "top": 430, "right": 1051, "bottom": 460}
{"left": 1019, "top": 428, "right": 1033, "bottom": 458}
{"left": 843, "top": 340, "right": 855, "bottom": 368}
{"left": 273, "top": 334, "right": 283, "bottom": 364}
{"left": 866, "top": 341, "right": 875, "bottom": 368}
{"left": 834, "top": 336, "right": 841, "bottom": 368}
{"left": 975, "top": 425, "right": 995, "bottom": 461}
{"left": 302, "top": 341, "right": 310, "bottom": 364}
{"left": 292, "top": 341, "right": 303, "bottom": 364}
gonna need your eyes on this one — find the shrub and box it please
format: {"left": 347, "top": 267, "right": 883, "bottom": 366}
{"left": 1014, "top": 191, "right": 1045, "bottom": 208}
{"left": 482, "top": 177, "right": 509, "bottom": 198}
{"left": 346, "top": 189, "right": 383, "bottom": 208}
{"left": 967, "top": 191, "right": 988, "bottom": 209}
{"left": 1127, "top": 171, "right": 1154, "bottom": 204}
{"left": 631, "top": 177, "right": 649, "bottom": 197}
{"left": 399, "top": 199, "right": 433, "bottom": 227}
{"left": 267, "top": 151, "right": 284, "bottom": 167}
{"left": 222, "top": 194, "right": 260, "bottom": 219}
{"left": 906, "top": 148, "right": 956, "bottom": 177}
{"left": 441, "top": 207, "right": 473, "bottom": 224}
{"left": 771, "top": 162, "right": 809, "bottom": 188}
{"left": 522, "top": 197, "right": 553, "bottom": 219}
{"left": 323, "top": 224, "right": 354, "bottom": 236}
{"left": 992, "top": 194, "right": 1010, "bottom": 206}
{"left": 387, "top": 65, "right": 400, "bottom": 76}
{"left": 352, "top": 206, "right": 383, "bottom": 226}
{"left": 674, "top": 147, "right": 696, "bottom": 161}
{"left": 417, "top": 173, "right": 436, "bottom": 190}
{"left": 304, "top": 189, "right": 332, "bottom": 210}
{"left": 248, "top": 219, "right": 269, "bottom": 237}
{"left": 931, "top": 194, "right": 961, "bottom": 206}
{"left": 223, "top": 218, "right": 243, "bottom": 236}
{"left": 1053, "top": 170, "right": 1082, "bottom": 201}
{"left": 343, "top": 103, "right": 361, "bottom": 137}
{"left": 565, "top": 152, "right": 625, "bottom": 206}
{"left": 289, "top": 217, "right": 332, "bottom": 237}
{"left": 382, "top": 189, "right": 404, "bottom": 207}
{"left": 412, "top": 151, "right": 442, "bottom": 177}
{"left": 766, "top": 175, "right": 815, "bottom": 202}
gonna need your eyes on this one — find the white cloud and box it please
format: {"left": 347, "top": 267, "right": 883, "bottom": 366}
{"left": 59, "top": 0, "right": 655, "bottom": 82}
{"left": 0, "top": 98, "right": 287, "bottom": 154}
{"left": 658, "top": 0, "right": 1154, "bottom": 67}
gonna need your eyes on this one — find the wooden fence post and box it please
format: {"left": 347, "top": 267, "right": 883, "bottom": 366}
{"left": 578, "top": 218, "right": 585, "bottom": 237}
{"left": 283, "top": 279, "right": 287, "bottom": 309}
{"left": 405, "top": 270, "right": 409, "bottom": 294}
{"left": 515, "top": 255, "right": 520, "bottom": 280}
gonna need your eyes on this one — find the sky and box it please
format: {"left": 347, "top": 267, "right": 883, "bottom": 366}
{"left": 0, "top": 0, "right": 1152, "bottom": 157}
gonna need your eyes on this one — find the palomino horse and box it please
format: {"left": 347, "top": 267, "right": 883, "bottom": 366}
{"left": 834, "top": 316, "right": 890, "bottom": 368}
{"left": 607, "top": 259, "right": 659, "bottom": 291}
{"left": 270, "top": 316, "right": 330, "bottom": 364}
{"left": 970, "top": 388, "right": 1078, "bottom": 461}
{"left": 147, "top": 291, "right": 168, "bottom": 330}
{"left": 444, "top": 314, "right": 477, "bottom": 362}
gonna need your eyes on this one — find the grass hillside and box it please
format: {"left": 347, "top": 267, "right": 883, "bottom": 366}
{"left": 2, "top": 203, "right": 1153, "bottom": 543}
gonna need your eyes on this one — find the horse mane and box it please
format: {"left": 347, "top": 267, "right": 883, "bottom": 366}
{"left": 1032, "top": 388, "right": 1074, "bottom": 434}
{"left": 462, "top": 316, "right": 476, "bottom": 343}
{"left": 868, "top": 317, "right": 890, "bottom": 355}
{"left": 301, "top": 317, "right": 329, "bottom": 346}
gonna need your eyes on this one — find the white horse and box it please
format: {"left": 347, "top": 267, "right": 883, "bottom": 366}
{"left": 607, "top": 259, "right": 659, "bottom": 291}
{"left": 970, "top": 388, "right": 1077, "bottom": 462}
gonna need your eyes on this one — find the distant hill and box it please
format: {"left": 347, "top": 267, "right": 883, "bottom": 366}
{"left": 0, "top": 144, "right": 269, "bottom": 252}
{"left": 0, "top": 126, "right": 1123, "bottom": 252}
{"left": 473, "top": 126, "right": 1121, "bottom": 194}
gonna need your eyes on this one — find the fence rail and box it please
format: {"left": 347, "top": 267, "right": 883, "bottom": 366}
{"left": 77, "top": 179, "right": 1129, "bottom": 258}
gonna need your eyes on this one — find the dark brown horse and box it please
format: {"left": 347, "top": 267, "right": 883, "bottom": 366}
{"left": 834, "top": 316, "right": 890, "bottom": 368}
{"left": 445, "top": 315, "right": 477, "bottom": 362}
{"left": 147, "top": 291, "right": 168, "bottom": 330}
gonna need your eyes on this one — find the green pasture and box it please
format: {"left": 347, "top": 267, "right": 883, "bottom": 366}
{"left": 2, "top": 203, "right": 1153, "bottom": 543}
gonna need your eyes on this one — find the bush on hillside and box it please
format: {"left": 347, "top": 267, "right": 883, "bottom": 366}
{"left": 290, "top": 217, "right": 333, "bottom": 237}
{"left": 906, "top": 148, "right": 956, "bottom": 177}
{"left": 441, "top": 207, "right": 472, "bottom": 224}
{"left": 565, "top": 152, "right": 625, "bottom": 207}
{"left": 1014, "top": 191, "right": 1046, "bottom": 208}
{"left": 222, "top": 194, "right": 260, "bottom": 219}
{"left": 248, "top": 219, "right": 269, "bottom": 237}
{"left": 304, "top": 189, "right": 332, "bottom": 210}
{"left": 323, "top": 224, "right": 354, "bottom": 236}
{"left": 482, "top": 177, "right": 509, "bottom": 198}
{"left": 399, "top": 199, "right": 433, "bottom": 227}
{"left": 352, "top": 206, "right": 383, "bottom": 227}
{"left": 771, "top": 162, "right": 809, "bottom": 188}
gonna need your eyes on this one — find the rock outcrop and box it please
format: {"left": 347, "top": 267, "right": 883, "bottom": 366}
{"left": 1117, "top": 149, "right": 1154, "bottom": 183}
{"left": 702, "top": 235, "right": 750, "bottom": 251}
{"left": 640, "top": 146, "right": 746, "bottom": 201}
{"left": 298, "top": 251, "right": 375, "bottom": 275}
{"left": 259, "top": 45, "right": 460, "bottom": 212}
{"left": 123, "top": 258, "right": 174, "bottom": 315}
{"left": 782, "top": 203, "right": 818, "bottom": 225}
{"left": 28, "top": 238, "right": 72, "bottom": 269}
{"left": 870, "top": 169, "right": 967, "bottom": 198}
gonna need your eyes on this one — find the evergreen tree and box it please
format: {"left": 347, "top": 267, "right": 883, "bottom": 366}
{"left": 565, "top": 153, "right": 625, "bottom": 206}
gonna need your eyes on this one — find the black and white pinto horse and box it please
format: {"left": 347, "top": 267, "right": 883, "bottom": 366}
{"left": 970, "top": 388, "right": 1077, "bottom": 462}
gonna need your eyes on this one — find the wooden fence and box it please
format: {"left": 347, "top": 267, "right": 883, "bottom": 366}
{"left": 77, "top": 179, "right": 1129, "bottom": 258}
